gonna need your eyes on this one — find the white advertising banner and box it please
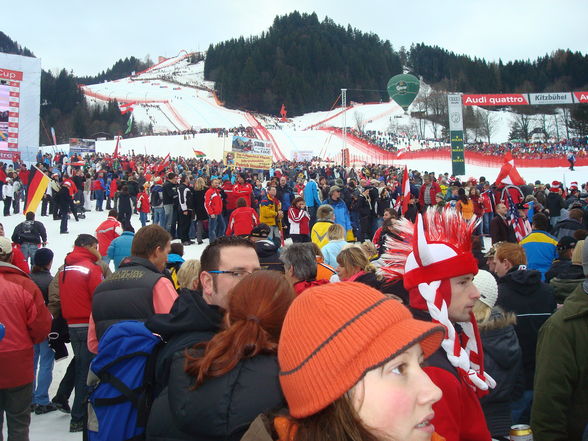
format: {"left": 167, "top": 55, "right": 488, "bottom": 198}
{"left": 528, "top": 92, "right": 573, "bottom": 105}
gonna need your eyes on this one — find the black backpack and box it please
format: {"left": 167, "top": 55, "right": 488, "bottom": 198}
{"left": 22, "top": 220, "right": 34, "bottom": 235}
{"left": 150, "top": 190, "right": 162, "bottom": 207}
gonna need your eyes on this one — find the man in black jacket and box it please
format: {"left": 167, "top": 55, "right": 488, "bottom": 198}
{"left": 11, "top": 212, "right": 47, "bottom": 265}
{"left": 177, "top": 175, "right": 194, "bottom": 246}
{"left": 146, "top": 236, "right": 261, "bottom": 387}
{"left": 162, "top": 173, "right": 178, "bottom": 237}
{"left": 493, "top": 242, "right": 556, "bottom": 424}
{"left": 90, "top": 225, "right": 177, "bottom": 351}
{"left": 54, "top": 182, "right": 78, "bottom": 234}
{"left": 490, "top": 203, "right": 516, "bottom": 244}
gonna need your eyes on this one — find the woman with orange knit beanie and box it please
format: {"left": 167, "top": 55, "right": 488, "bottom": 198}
{"left": 241, "top": 281, "right": 447, "bottom": 441}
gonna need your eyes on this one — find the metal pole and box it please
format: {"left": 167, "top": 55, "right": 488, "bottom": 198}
{"left": 342, "top": 88, "right": 347, "bottom": 160}
{"left": 554, "top": 114, "right": 559, "bottom": 140}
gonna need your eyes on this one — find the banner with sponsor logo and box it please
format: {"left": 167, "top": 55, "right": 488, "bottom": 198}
{"left": 573, "top": 91, "right": 588, "bottom": 103}
{"left": 292, "top": 150, "right": 314, "bottom": 162}
{"left": 0, "top": 53, "right": 41, "bottom": 162}
{"left": 226, "top": 136, "right": 272, "bottom": 169}
{"left": 0, "top": 69, "right": 23, "bottom": 151}
{"left": 69, "top": 138, "right": 96, "bottom": 155}
{"left": 462, "top": 94, "right": 529, "bottom": 106}
{"left": 447, "top": 94, "right": 465, "bottom": 175}
{"left": 464, "top": 91, "right": 588, "bottom": 106}
{"left": 528, "top": 92, "right": 573, "bottom": 105}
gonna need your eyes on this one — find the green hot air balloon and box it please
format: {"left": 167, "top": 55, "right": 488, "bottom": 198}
{"left": 387, "top": 74, "right": 420, "bottom": 112}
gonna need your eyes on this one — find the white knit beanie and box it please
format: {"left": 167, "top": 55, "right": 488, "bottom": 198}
{"left": 473, "top": 270, "right": 498, "bottom": 309}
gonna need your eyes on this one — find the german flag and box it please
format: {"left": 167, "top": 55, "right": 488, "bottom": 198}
{"left": 24, "top": 166, "right": 50, "bottom": 214}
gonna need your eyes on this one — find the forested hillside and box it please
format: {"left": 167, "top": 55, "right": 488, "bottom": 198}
{"left": 204, "top": 11, "right": 402, "bottom": 115}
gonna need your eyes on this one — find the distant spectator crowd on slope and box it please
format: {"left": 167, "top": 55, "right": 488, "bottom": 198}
{"left": 147, "top": 126, "right": 257, "bottom": 139}
{"left": 347, "top": 127, "right": 588, "bottom": 159}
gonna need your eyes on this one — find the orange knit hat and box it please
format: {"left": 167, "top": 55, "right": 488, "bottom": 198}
{"left": 278, "top": 282, "right": 445, "bottom": 418}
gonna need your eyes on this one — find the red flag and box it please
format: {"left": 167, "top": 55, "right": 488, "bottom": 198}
{"left": 120, "top": 102, "right": 135, "bottom": 115}
{"left": 401, "top": 165, "right": 410, "bottom": 214}
{"left": 494, "top": 152, "right": 525, "bottom": 187}
{"left": 113, "top": 137, "right": 120, "bottom": 159}
{"left": 156, "top": 153, "right": 170, "bottom": 175}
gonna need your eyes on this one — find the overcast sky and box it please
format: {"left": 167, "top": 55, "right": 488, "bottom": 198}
{"left": 5, "top": 0, "right": 587, "bottom": 76}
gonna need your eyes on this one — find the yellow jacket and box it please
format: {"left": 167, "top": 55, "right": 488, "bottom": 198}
{"left": 311, "top": 220, "right": 334, "bottom": 249}
{"left": 260, "top": 195, "right": 281, "bottom": 226}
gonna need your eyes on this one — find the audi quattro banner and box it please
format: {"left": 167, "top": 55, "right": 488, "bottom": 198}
{"left": 462, "top": 94, "right": 529, "bottom": 106}
{"left": 463, "top": 91, "right": 588, "bottom": 106}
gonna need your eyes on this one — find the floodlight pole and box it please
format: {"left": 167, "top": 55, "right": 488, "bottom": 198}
{"left": 342, "top": 88, "right": 347, "bottom": 166}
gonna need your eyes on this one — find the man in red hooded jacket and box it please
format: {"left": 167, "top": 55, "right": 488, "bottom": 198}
{"left": 58, "top": 234, "right": 104, "bottom": 432}
{"left": 233, "top": 173, "right": 253, "bottom": 207}
{"left": 95, "top": 210, "right": 123, "bottom": 257}
{"left": 383, "top": 210, "right": 493, "bottom": 441}
{"left": 0, "top": 236, "right": 51, "bottom": 440}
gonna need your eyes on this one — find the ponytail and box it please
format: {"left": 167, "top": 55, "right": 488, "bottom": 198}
{"left": 183, "top": 270, "right": 295, "bottom": 388}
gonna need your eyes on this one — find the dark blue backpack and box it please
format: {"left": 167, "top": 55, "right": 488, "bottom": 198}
{"left": 87, "top": 321, "right": 162, "bottom": 441}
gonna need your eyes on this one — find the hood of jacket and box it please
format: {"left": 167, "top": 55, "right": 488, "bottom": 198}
{"left": 64, "top": 246, "right": 98, "bottom": 266}
{"left": 146, "top": 289, "right": 222, "bottom": 341}
{"left": 499, "top": 267, "right": 542, "bottom": 295}
{"left": 480, "top": 309, "right": 521, "bottom": 370}
{"left": 0, "top": 260, "right": 28, "bottom": 277}
{"left": 255, "top": 239, "right": 279, "bottom": 258}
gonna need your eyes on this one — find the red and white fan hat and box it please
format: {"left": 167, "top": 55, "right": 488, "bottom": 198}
{"left": 551, "top": 180, "right": 562, "bottom": 192}
{"left": 403, "top": 209, "right": 495, "bottom": 395}
{"left": 570, "top": 181, "right": 579, "bottom": 191}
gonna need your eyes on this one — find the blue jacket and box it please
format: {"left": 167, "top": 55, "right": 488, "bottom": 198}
{"left": 303, "top": 180, "right": 322, "bottom": 208}
{"left": 107, "top": 231, "right": 135, "bottom": 270}
{"left": 323, "top": 197, "right": 352, "bottom": 232}
{"left": 520, "top": 230, "right": 558, "bottom": 281}
{"left": 321, "top": 240, "right": 347, "bottom": 267}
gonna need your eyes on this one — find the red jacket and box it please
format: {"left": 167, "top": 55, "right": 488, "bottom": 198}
{"left": 18, "top": 168, "right": 29, "bottom": 185}
{"left": 419, "top": 181, "right": 441, "bottom": 207}
{"left": 137, "top": 191, "right": 151, "bottom": 213}
{"left": 372, "top": 227, "right": 383, "bottom": 247}
{"left": 96, "top": 217, "right": 123, "bottom": 256}
{"left": 205, "top": 187, "right": 223, "bottom": 216}
{"left": 226, "top": 207, "right": 259, "bottom": 236}
{"left": 59, "top": 246, "right": 104, "bottom": 325}
{"left": 233, "top": 182, "right": 253, "bottom": 207}
{"left": 12, "top": 243, "right": 30, "bottom": 273}
{"left": 480, "top": 190, "right": 495, "bottom": 214}
{"left": 425, "top": 355, "right": 492, "bottom": 441}
{"left": 222, "top": 181, "right": 237, "bottom": 211}
{"left": 109, "top": 179, "right": 118, "bottom": 198}
{"left": 0, "top": 262, "right": 52, "bottom": 388}
{"left": 288, "top": 206, "right": 310, "bottom": 235}
{"left": 293, "top": 279, "right": 329, "bottom": 295}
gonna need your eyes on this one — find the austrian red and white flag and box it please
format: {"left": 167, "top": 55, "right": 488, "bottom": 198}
{"left": 120, "top": 102, "right": 135, "bottom": 115}
{"left": 401, "top": 164, "right": 411, "bottom": 214}
{"left": 113, "top": 136, "right": 120, "bottom": 159}
{"left": 156, "top": 153, "right": 171, "bottom": 174}
{"left": 494, "top": 152, "right": 525, "bottom": 187}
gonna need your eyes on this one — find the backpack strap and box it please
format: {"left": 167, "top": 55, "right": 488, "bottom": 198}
{"left": 93, "top": 351, "right": 151, "bottom": 408}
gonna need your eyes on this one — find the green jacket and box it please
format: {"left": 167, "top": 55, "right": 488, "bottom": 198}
{"left": 531, "top": 284, "right": 588, "bottom": 441}
{"left": 549, "top": 276, "right": 583, "bottom": 304}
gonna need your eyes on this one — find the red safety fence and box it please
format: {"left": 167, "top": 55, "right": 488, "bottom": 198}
{"left": 397, "top": 149, "right": 588, "bottom": 168}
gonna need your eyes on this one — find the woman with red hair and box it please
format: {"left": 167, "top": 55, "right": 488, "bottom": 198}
{"left": 146, "top": 270, "right": 295, "bottom": 441}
